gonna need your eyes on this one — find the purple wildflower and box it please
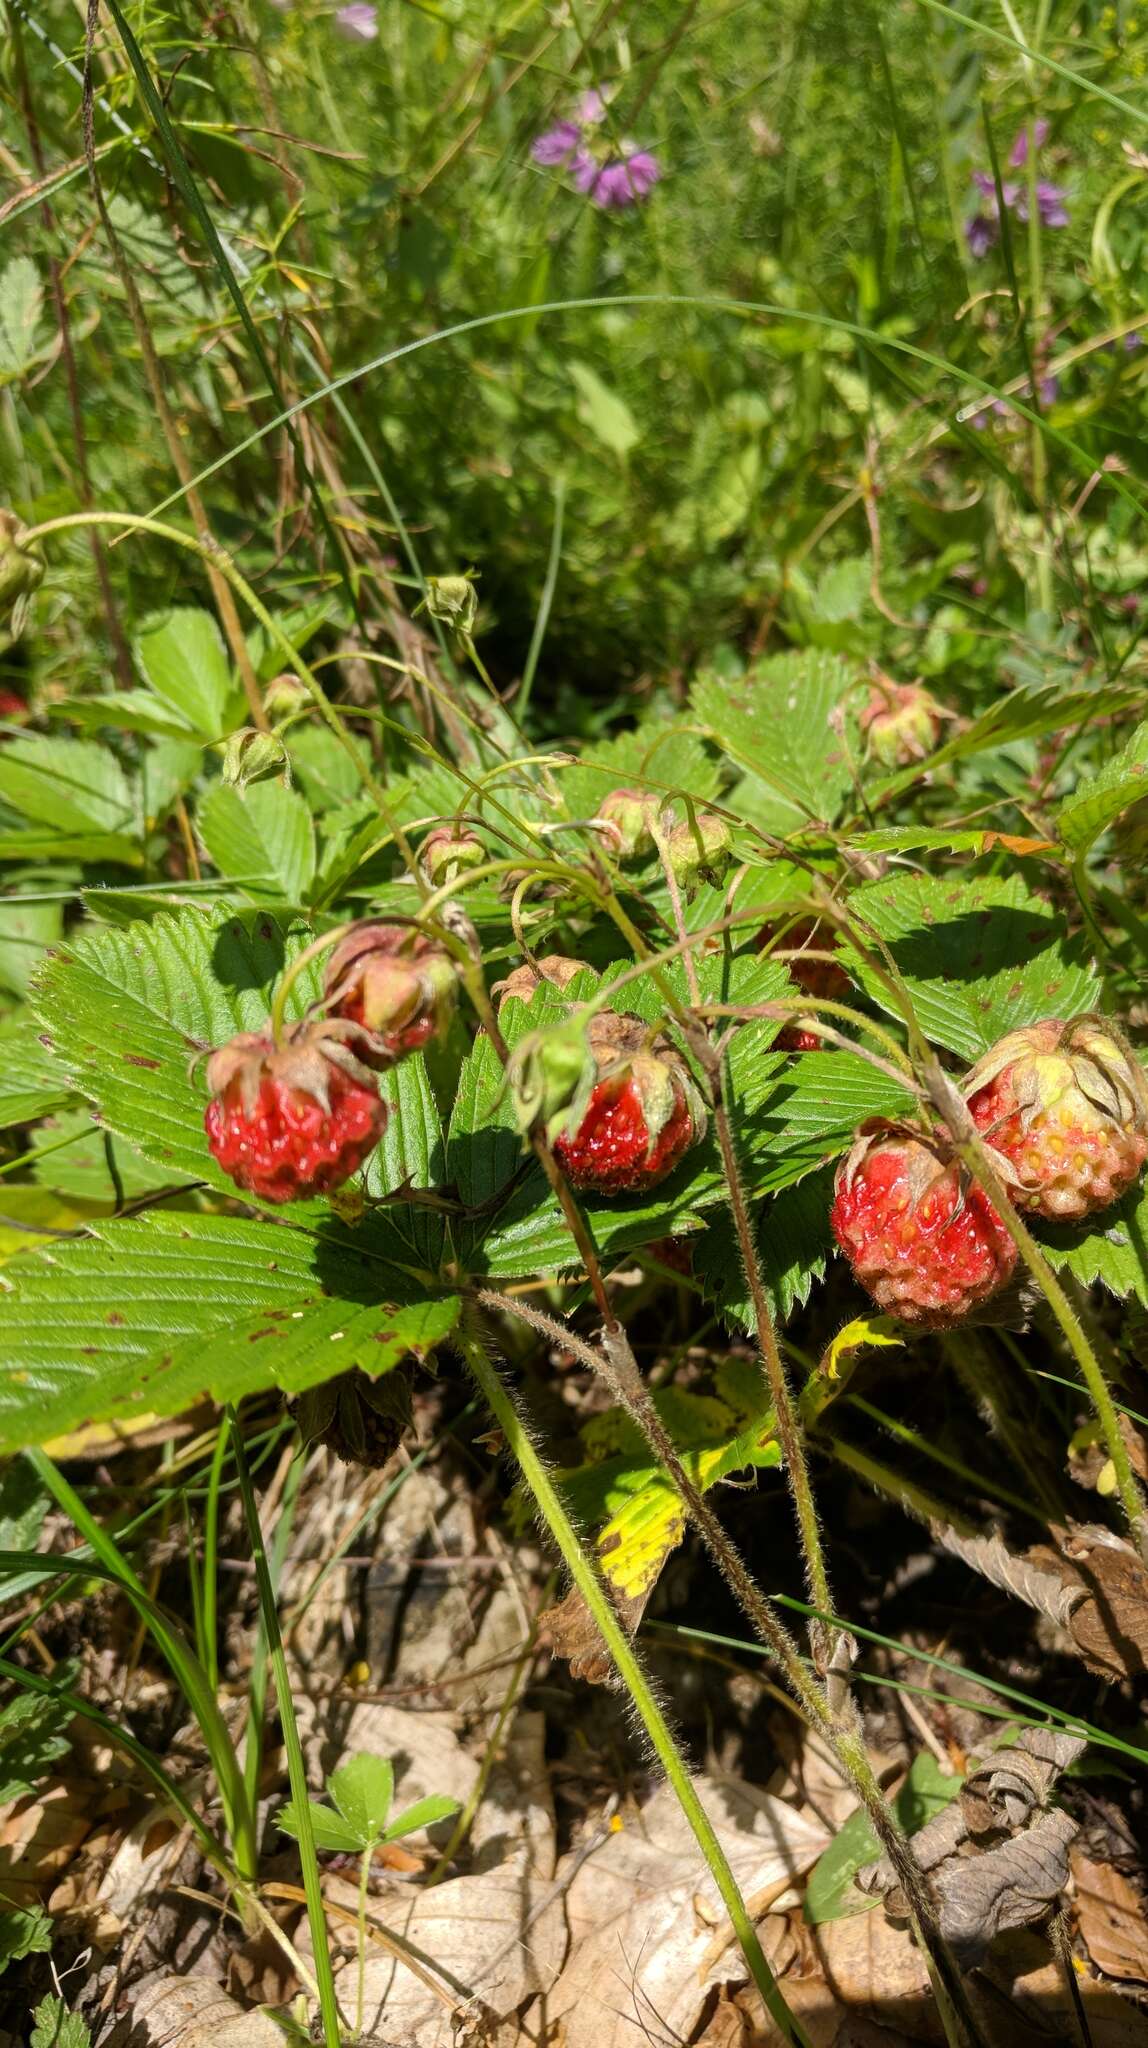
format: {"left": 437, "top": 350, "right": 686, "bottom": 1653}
{"left": 972, "top": 170, "right": 1020, "bottom": 209}
{"left": 1038, "top": 372, "right": 1059, "bottom": 406}
{"left": 334, "top": 1, "right": 377, "bottom": 38}
{"left": 1009, "top": 117, "right": 1049, "bottom": 167}
{"left": 587, "top": 150, "right": 662, "bottom": 208}
{"left": 1125, "top": 331, "right": 1143, "bottom": 351}
{"left": 1015, "top": 180, "right": 1069, "bottom": 227}
{"left": 575, "top": 88, "right": 608, "bottom": 126}
{"left": 532, "top": 121, "right": 583, "bottom": 167}
{"left": 966, "top": 214, "right": 999, "bottom": 259}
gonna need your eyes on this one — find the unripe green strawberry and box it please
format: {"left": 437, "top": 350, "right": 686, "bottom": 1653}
{"left": 965, "top": 1015, "right": 1148, "bottom": 1221}
{"left": 324, "top": 921, "right": 458, "bottom": 1062}
{"left": 665, "top": 812, "right": 733, "bottom": 896}
{"left": 860, "top": 678, "right": 945, "bottom": 769}
{"left": 552, "top": 1013, "right": 706, "bottom": 1195}
{"left": 420, "top": 825, "right": 486, "bottom": 887}
{"left": 204, "top": 1018, "right": 386, "bottom": 1203}
{"left": 595, "top": 787, "right": 663, "bottom": 860}
{"left": 831, "top": 1120, "right": 1017, "bottom": 1326}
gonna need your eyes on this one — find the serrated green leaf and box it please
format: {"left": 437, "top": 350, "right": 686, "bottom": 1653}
{"left": 0, "top": 737, "right": 135, "bottom": 840}
{"left": 384, "top": 1793, "right": 460, "bottom": 1840}
{"left": 691, "top": 651, "right": 856, "bottom": 826}
{"left": 555, "top": 721, "right": 722, "bottom": 823}
{"left": 329, "top": 1754, "right": 394, "bottom": 1841}
{"left": 0, "top": 895, "right": 64, "bottom": 999}
{"left": 31, "top": 909, "right": 323, "bottom": 1198}
{"left": 1037, "top": 1176, "right": 1148, "bottom": 1306}
{"left": 134, "top": 607, "right": 239, "bottom": 739}
{"left": 0, "top": 1689, "right": 72, "bottom": 1804}
{"left": 277, "top": 1796, "right": 365, "bottom": 1854}
{"left": 694, "top": 1169, "right": 835, "bottom": 1331}
{"left": 60, "top": 692, "right": 202, "bottom": 740}
{"left": 197, "top": 782, "right": 316, "bottom": 902}
{"left": 0, "top": 1209, "right": 455, "bottom": 1451}
{"left": 0, "top": 1902, "right": 53, "bottom": 1975}
{"left": 289, "top": 724, "right": 376, "bottom": 810}
{"left": 364, "top": 1055, "right": 447, "bottom": 1270}
{"left": 0, "top": 1017, "right": 72, "bottom": 1130}
{"left": 0, "top": 1456, "right": 49, "bottom": 1551}
{"left": 1057, "top": 719, "right": 1148, "bottom": 856}
{"left": 31, "top": 1994, "right": 92, "bottom": 2048}
{"left": 874, "top": 682, "right": 1143, "bottom": 799}
{"left": 159, "top": 1291, "right": 459, "bottom": 1403}
{"left": 844, "top": 872, "right": 1101, "bottom": 1062}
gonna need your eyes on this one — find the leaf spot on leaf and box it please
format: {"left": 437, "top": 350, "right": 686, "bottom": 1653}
{"left": 123, "top": 1054, "right": 161, "bottom": 1069}
{"left": 106, "top": 1312, "right": 124, "bottom": 1326}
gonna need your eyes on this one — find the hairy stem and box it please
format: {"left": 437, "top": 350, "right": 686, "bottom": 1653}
{"left": 706, "top": 1050, "right": 834, "bottom": 1630}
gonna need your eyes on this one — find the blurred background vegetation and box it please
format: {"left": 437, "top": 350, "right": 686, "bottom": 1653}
{"left": 1, "top": 0, "right": 1146, "bottom": 732}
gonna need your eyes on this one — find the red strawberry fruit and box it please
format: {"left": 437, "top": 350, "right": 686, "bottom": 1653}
{"left": 553, "top": 1013, "right": 706, "bottom": 1195}
{"left": 964, "top": 1015, "right": 1148, "bottom": 1221}
{"left": 204, "top": 1018, "right": 386, "bottom": 1203}
{"left": 324, "top": 921, "right": 458, "bottom": 1061}
{"left": 831, "top": 1120, "right": 1017, "bottom": 1326}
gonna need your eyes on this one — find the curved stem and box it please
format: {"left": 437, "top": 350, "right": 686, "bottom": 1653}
{"left": 269, "top": 923, "right": 354, "bottom": 1042}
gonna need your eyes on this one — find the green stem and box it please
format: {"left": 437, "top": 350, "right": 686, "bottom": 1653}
{"left": 356, "top": 1843, "right": 371, "bottom": 2041}
{"left": 26, "top": 1453, "right": 259, "bottom": 1884}
{"left": 228, "top": 1410, "right": 344, "bottom": 2048}
{"left": 457, "top": 1321, "right": 812, "bottom": 2048}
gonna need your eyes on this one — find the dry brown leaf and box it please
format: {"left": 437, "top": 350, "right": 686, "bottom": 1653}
{"left": 1027, "top": 1524, "right": 1148, "bottom": 1681}
{"left": 329, "top": 1710, "right": 562, "bottom": 2048}
{"left": 543, "top": 1773, "right": 830, "bottom": 2048}
{"left": 124, "top": 1976, "right": 283, "bottom": 2047}
{"left": 1072, "top": 1851, "right": 1148, "bottom": 1984}
{"left": 0, "top": 1778, "right": 92, "bottom": 1906}
{"left": 808, "top": 1909, "right": 940, "bottom": 2039}
{"left": 975, "top": 1929, "right": 1148, "bottom": 2047}
{"left": 539, "top": 1581, "right": 650, "bottom": 1689}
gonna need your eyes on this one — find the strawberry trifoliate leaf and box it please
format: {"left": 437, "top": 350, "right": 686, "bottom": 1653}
{"left": 0, "top": 1210, "right": 456, "bottom": 1451}
{"left": 843, "top": 871, "right": 1101, "bottom": 1062}
{"left": 691, "top": 650, "right": 857, "bottom": 827}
